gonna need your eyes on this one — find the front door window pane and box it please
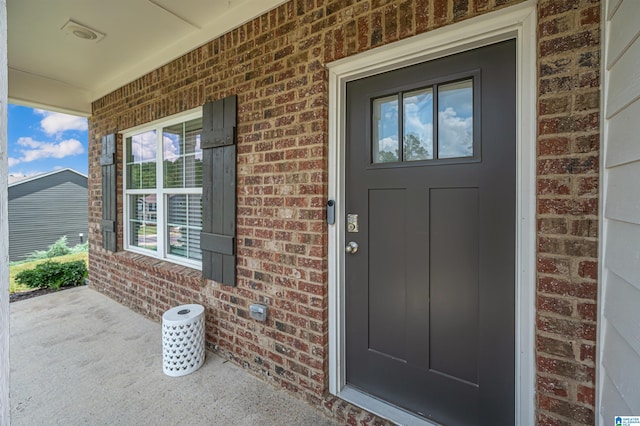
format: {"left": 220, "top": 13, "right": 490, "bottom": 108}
{"left": 403, "top": 88, "right": 434, "bottom": 161}
{"left": 438, "top": 79, "right": 473, "bottom": 159}
{"left": 373, "top": 96, "right": 399, "bottom": 163}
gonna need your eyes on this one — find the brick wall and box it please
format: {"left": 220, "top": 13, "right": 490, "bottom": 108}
{"left": 536, "top": 1, "right": 599, "bottom": 425}
{"left": 88, "top": 0, "right": 600, "bottom": 424}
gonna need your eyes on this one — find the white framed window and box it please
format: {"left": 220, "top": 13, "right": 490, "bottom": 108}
{"left": 123, "top": 109, "right": 203, "bottom": 269}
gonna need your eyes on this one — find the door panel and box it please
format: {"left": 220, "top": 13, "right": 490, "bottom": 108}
{"left": 369, "top": 188, "right": 407, "bottom": 362}
{"left": 345, "top": 40, "right": 516, "bottom": 425}
{"left": 430, "top": 187, "right": 479, "bottom": 384}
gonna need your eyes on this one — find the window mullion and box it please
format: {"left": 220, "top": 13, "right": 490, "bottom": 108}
{"left": 182, "top": 123, "right": 187, "bottom": 191}
{"left": 433, "top": 84, "right": 439, "bottom": 160}
{"left": 398, "top": 92, "right": 404, "bottom": 162}
{"left": 123, "top": 137, "right": 129, "bottom": 250}
{"left": 156, "top": 126, "right": 166, "bottom": 258}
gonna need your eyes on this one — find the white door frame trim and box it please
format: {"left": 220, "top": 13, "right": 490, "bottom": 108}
{"left": 327, "top": 2, "right": 537, "bottom": 424}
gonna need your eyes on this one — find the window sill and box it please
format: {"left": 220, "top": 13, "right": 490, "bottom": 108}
{"left": 113, "top": 249, "right": 203, "bottom": 282}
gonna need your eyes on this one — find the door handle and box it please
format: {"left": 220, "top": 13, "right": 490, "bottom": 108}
{"left": 345, "top": 241, "right": 359, "bottom": 254}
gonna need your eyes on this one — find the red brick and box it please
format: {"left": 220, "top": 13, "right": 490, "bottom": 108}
{"left": 452, "top": 0, "right": 468, "bottom": 19}
{"left": 537, "top": 256, "right": 570, "bottom": 275}
{"left": 537, "top": 157, "right": 598, "bottom": 175}
{"left": 571, "top": 219, "right": 598, "bottom": 238}
{"left": 539, "top": 137, "right": 570, "bottom": 156}
{"left": 415, "top": 0, "right": 430, "bottom": 33}
{"left": 538, "top": 178, "right": 571, "bottom": 196}
{"left": 433, "top": 0, "right": 448, "bottom": 27}
{"left": 398, "top": 0, "right": 414, "bottom": 39}
{"left": 357, "top": 16, "right": 369, "bottom": 51}
{"left": 539, "top": 75, "right": 576, "bottom": 95}
{"left": 538, "top": 375, "right": 569, "bottom": 398}
{"left": 574, "top": 91, "right": 599, "bottom": 111}
{"left": 474, "top": 0, "right": 490, "bottom": 12}
{"left": 580, "top": 6, "right": 600, "bottom": 26}
{"left": 578, "top": 261, "right": 597, "bottom": 279}
{"left": 539, "top": 0, "right": 593, "bottom": 19}
{"left": 538, "top": 198, "right": 598, "bottom": 216}
{"left": 579, "top": 70, "right": 600, "bottom": 88}
{"left": 540, "top": 58, "right": 573, "bottom": 78}
{"left": 384, "top": 4, "right": 399, "bottom": 43}
{"left": 538, "top": 276, "right": 572, "bottom": 296}
{"left": 537, "top": 335, "right": 575, "bottom": 358}
{"left": 577, "top": 303, "right": 596, "bottom": 321}
{"left": 538, "top": 113, "right": 599, "bottom": 135}
{"left": 539, "top": 30, "right": 599, "bottom": 57}
{"left": 577, "top": 176, "right": 598, "bottom": 196}
{"left": 580, "top": 343, "right": 596, "bottom": 363}
{"left": 537, "top": 357, "right": 595, "bottom": 384}
{"left": 537, "top": 412, "right": 572, "bottom": 426}
{"left": 577, "top": 385, "right": 595, "bottom": 405}
{"left": 538, "top": 295, "right": 573, "bottom": 317}
{"left": 538, "top": 218, "right": 569, "bottom": 235}
{"left": 539, "top": 16, "right": 571, "bottom": 38}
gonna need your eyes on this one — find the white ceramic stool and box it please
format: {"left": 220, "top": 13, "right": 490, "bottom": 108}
{"left": 162, "top": 304, "right": 205, "bottom": 377}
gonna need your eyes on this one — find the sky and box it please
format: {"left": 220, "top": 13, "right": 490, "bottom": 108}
{"left": 7, "top": 104, "right": 88, "bottom": 184}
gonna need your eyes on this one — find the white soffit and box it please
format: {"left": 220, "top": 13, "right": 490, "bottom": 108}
{"left": 7, "top": 0, "right": 287, "bottom": 116}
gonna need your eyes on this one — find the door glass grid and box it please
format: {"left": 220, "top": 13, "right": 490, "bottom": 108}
{"left": 372, "top": 78, "right": 474, "bottom": 164}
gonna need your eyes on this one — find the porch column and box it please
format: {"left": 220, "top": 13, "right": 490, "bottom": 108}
{"left": 0, "top": 0, "right": 10, "bottom": 423}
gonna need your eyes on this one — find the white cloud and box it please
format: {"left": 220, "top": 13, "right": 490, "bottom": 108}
{"left": 378, "top": 136, "right": 398, "bottom": 153}
{"left": 16, "top": 137, "right": 85, "bottom": 162}
{"left": 162, "top": 134, "right": 203, "bottom": 162}
{"left": 8, "top": 171, "right": 45, "bottom": 184}
{"left": 438, "top": 107, "right": 473, "bottom": 158}
{"left": 130, "top": 131, "right": 157, "bottom": 162}
{"left": 8, "top": 157, "right": 20, "bottom": 167}
{"left": 163, "top": 135, "right": 180, "bottom": 162}
{"left": 8, "top": 174, "right": 26, "bottom": 184}
{"left": 35, "top": 109, "right": 88, "bottom": 136}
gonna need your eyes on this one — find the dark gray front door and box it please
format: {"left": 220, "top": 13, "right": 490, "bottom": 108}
{"left": 345, "top": 40, "right": 516, "bottom": 425}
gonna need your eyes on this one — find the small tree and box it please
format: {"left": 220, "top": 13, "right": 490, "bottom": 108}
{"left": 26, "top": 236, "right": 82, "bottom": 261}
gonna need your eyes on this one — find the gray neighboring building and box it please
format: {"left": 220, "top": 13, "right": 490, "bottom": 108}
{"left": 8, "top": 169, "right": 88, "bottom": 262}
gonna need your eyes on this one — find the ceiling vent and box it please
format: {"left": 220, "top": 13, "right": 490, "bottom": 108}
{"left": 61, "top": 20, "right": 105, "bottom": 42}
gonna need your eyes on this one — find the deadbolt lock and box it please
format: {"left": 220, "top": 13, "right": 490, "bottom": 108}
{"left": 347, "top": 214, "right": 359, "bottom": 233}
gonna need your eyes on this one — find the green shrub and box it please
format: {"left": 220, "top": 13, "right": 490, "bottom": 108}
{"left": 25, "top": 249, "right": 49, "bottom": 261}
{"left": 25, "top": 236, "right": 88, "bottom": 261}
{"left": 47, "top": 236, "right": 72, "bottom": 257}
{"left": 15, "top": 260, "right": 88, "bottom": 290}
{"left": 69, "top": 241, "right": 88, "bottom": 254}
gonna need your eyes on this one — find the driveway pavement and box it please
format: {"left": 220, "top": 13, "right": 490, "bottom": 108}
{"left": 10, "top": 287, "right": 340, "bottom": 426}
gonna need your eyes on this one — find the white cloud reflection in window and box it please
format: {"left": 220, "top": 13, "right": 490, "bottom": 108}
{"left": 373, "top": 96, "right": 399, "bottom": 163}
{"left": 438, "top": 80, "right": 473, "bottom": 159}
{"left": 403, "top": 88, "right": 434, "bottom": 161}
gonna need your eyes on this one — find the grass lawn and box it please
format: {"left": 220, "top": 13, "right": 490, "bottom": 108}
{"left": 9, "top": 252, "right": 89, "bottom": 294}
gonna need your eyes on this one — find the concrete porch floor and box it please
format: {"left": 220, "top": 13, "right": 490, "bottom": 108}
{"left": 9, "top": 286, "right": 341, "bottom": 425}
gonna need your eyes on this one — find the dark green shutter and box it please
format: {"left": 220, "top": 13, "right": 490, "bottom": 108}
{"left": 100, "top": 133, "right": 117, "bottom": 252}
{"left": 201, "top": 96, "right": 237, "bottom": 286}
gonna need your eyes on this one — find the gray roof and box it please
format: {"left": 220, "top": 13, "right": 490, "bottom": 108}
{"left": 8, "top": 168, "right": 87, "bottom": 188}
{"left": 8, "top": 169, "right": 88, "bottom": 201}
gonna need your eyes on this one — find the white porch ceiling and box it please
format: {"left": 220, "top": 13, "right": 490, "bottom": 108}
{"left": 7, "top": 0, "right": 286, "bottom": 116}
